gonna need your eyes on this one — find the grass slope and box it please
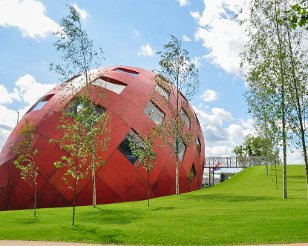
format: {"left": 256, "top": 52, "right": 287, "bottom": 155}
{"left": 0, "top": 165, "right": 308, "bottom": 245}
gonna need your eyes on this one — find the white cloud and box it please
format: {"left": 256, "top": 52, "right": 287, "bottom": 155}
{"left": 72, "top": 3, "right": 88, "bottom": 20}
{"left": 200, "top": 89, "right": 218, "bottom": 102}
{"left": 0, "top": 85, "right": 16, "bottom": 105}
{"left": 138, "top": 43, "right": 155, "bottom": 56}
{"left": 0, "top": 0, "right": 59, "bottom": 39}
{"left": 194, "top": 104, "right": 254, "bottom": 157}
{"left": 194, "top": 104, "right": 304, "bottom": 163}
{"left": 192, "top": 0, "right": 248, "bottom": 75}
{"left": 0, "top": 74, "right": 57, "bottom": 151}
{"left": 14, "top": 74, "right": 56, "bottom": 105}
{"left": 183, "top": 35, "right": 191, "bottom": 42}
{"left": 191, "top": 56, "right": 204, "bottom": 68}
{"left": 0, "top": 105, "right": 19, "bottom": 150}
{"left": 177, "top": 0, "right": 190, "bottom": 7}
{"left": 287, "top": 149, "right": 305, "bottom": 164}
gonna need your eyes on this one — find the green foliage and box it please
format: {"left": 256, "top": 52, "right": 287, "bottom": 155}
{"left": 50, "top": 104, "right": 90, "bottom": 185}
{"left": 233, "top": 135, "right": 277, "bottom": 159}
{"left": 1, "top": 166, "right": 308, "bottom": 245}
{"left": 241, "top": 0, "right": 308, "bottom": 198}
{"left": 50, "top": 93, "right": 110, "bottom": 223}
{"left": 128, "top": 129, "right": 157, "bottom": 206}
{"left": 287, "top": 3, "right": 308, "bottom": 29}
{"left": 50, "top": 5, "right": 104, "bottom": 85}
{"left": 155, "top": 35, "right": 199, "bottom": 195}
{"left": 11, "top": 120, "right": 38, "bottom": 217}
{"left": 50, "top": 4, "right": 111, "bottom": 210}
{"left": 156, "top": 35, "right": 199, "bottom": 101}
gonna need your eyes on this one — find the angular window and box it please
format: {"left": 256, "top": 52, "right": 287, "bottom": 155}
{"left": 189, "top": 164, "right": 196, "bottom": 178}
{"left": 196, "top": 138, "right": 201, "bottom": 155}
{"left": 144, "top": 101, "right": 165, "bottom": 125}
{"left": 64, "top": 98, "right": 105, "bottom": 129}
{"left": 155, "top": 84, "right": 170, "bottom": 100}
{"left": 118, "top": 129, "right": 143, "bottom": 164}
{"left": 28, "top": 94, "right": 54, "bottom": 113}
{"left": 93, "top": 78, "right": 126, "bottom": 94}
{"left": 181, "top": 108, "right": 190, "bottom": 128}
{"left": 66, "top": 100, "right": 105, "bottom": 117}
{"left": 174, "top": 139, "right": 186, "bottom": 162}
{"left": 195, "top": 113, "right": 200, "bottom": 126}
{"left": 114, "top": 67, "right": 139, "bottom": 77}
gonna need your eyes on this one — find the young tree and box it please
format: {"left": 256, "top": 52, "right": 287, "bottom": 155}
{"left": 11, "top": 120, "right": 39, "bottom": 217}
{"left": 128, "top": 129, "right": 157, "bottom": 207}
{"left": 50, "top": 109, "right": 89, "bottom": 225}
{"left": 241, "top": 0, "right": 292, "bottom": 199}
{"left": 155, "top": 35, "right": 199, "bottom": 195}
{"left": 50, "top": 94, "right": 110, "bottom": 224}
{"left": 282, "top": 0, "right": 308, "bottom": 198}
{"left": 50, "top": 5, "right": 103, "bottom": 89}
{"left": 51, "top": 5, "right": 110, "bottom": 207}
{"left": 242, "top": 0, "right": 308, "bottom": 198}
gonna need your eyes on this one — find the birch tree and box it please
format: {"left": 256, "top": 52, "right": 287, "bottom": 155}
{"left": 242, "top": 0, "right": 308, "bottom": 198}
{"left": 51, "top": 5, "right": 110, "bottom": 207}
{"left": 128, "top": 129, "right": 157, "bottom": 207}
{"left": 155, "top": 35, "right": 199, "bottom": 195}
{"left": 11, "top": 120, "right": 39, "bottom": 217}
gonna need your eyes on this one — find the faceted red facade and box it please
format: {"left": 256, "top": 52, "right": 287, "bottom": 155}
{"left": 0, "top": 66, "right": 205, "bottom": 210}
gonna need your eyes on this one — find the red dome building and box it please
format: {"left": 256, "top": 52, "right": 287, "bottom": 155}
{"left": 0, "top": 66, "right": 205, "bottom": 210}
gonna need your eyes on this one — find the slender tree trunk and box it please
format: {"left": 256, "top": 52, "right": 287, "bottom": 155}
{"left": 91, "top": 154, "right": 96, "bottom": 207}
{"left": 275, "top": 158, "right": 279, "bottom": 191}
{"left": 284, "top": 15, "right": 308, "bottom": 199}
{"left": 274, "top": 2, "right": 287, "bottom": 199}
{"left": 72, "top": 177, "right": 77, "bottom": 225}
{"left": 147, "top": 171, "right": 150, "bottom": 207}
{"left": 175, "top": 73, "right": 180, "bottom": 195}
{"left": 34, "top": 171, "right": 37, "bottom": 218}
{"left": 175, "top": 157, "right": 179, "bottom": 195}
{"left": 72, "top": 158, "right": 78, "bottom": 225}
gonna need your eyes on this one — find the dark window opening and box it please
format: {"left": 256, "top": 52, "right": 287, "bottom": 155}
{"left": 118, "top": 129, "right": 143, "bottom": 164}
{"left": 64, "top": 98, "right": 106, "bottom": 128}
{"left": 114, "top": 67, "right": 139, "bottom": 77}
{"left": 66, "top": 100, "right": 105, "bottom": 116}
{"left": 190, "top": 164, "right": 196, "bottom": 178}
{"left": 196, "top": 138, "right": 201, "bottom": 155}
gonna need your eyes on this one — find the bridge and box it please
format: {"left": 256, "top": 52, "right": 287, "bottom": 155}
{"left": 204, "top": 156, "right": 273, "bottom": 187}
{"left": 204, "top": 156, "right": 268, "bottom": 169}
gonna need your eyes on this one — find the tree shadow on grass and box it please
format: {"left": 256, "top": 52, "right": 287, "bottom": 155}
{"left": 150, "top": 206, "right": 175, "bottom": 211}
{"left": 69, "top": 224, "right": 124, "bottom": 244}
{"left": 77, "top": 207, "right": 142, "bottom": 225}
{"left": 288, "top": 175, "right": 306, "bottom": 180}
{"left": 15, "top": 218, "right": 37, "bottom": 225}
{"left": 182, "top": 193, "right": 272, "bottom": 203}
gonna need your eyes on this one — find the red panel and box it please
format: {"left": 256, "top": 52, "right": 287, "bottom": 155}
{"left": 0, "top": 66, "right": 205, "bottom": 210}
{"left": 37, "top": 182, "right": 70, "bottom": 208}
{"left": 8, "top": 183, "right": 31, "bottom": 210}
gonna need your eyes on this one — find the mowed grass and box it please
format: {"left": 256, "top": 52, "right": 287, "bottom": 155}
{"left": 0, "top": 165, "right": 308, "bottom": 245}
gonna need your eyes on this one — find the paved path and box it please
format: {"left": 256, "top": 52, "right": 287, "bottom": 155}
{"left": 1, "top": 241, "right": 308, "bottom": 246}
{"left": 0, "top": 241, "right": 122, "bottom": 246}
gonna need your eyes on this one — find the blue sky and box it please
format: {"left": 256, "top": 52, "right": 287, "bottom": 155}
{"left": 0, "top": 0, "right": 303, "bottom": 163}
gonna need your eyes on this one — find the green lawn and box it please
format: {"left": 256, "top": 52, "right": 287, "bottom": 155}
{"left": 0, "top": 165, "right": 308, "bottom": 245}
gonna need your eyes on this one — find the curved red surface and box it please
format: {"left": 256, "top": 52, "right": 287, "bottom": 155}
{"left": 0, "top": 66, "right": 205, "bottom": 210}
